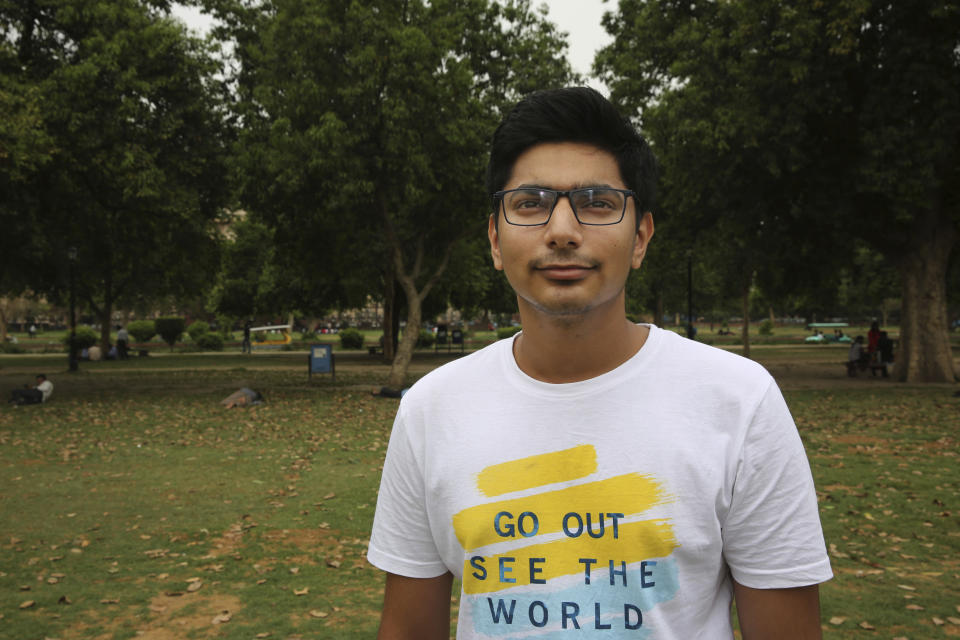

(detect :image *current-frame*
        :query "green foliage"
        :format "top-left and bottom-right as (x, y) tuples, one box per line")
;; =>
(599, 0), (959, 379)
(223, 0), (575, 385)
(338, 328), (365, 350)
(758, 319), (774, 336)
(416, 329), (436, 348)
(1, 0), (231, 340)
(155, 317), (185, 350)
(195, 333), (224, 351)
(62, 326), (98, 351)
(497, 326), (522, 339)
(0, 341), (26, 354)
(126, 320), (156, 344)
(186, 320), (210, 342)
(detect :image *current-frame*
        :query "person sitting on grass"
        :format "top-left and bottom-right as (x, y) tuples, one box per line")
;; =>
(847, 336), (867, 376)
(9, 374), (53, 406)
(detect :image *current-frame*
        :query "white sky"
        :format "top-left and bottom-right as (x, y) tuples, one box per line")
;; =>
(171, 1), (613, 92)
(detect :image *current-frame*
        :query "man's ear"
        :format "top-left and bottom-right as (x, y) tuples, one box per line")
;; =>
(632, 211), (655, 269)
(488, 213), (504, 271)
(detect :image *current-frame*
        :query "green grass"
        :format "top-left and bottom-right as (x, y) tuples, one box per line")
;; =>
(1, 351), (958, 639)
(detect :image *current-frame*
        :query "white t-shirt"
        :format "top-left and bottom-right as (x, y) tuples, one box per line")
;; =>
(37, 380), (53, 402)
(368, 325), (831, 639)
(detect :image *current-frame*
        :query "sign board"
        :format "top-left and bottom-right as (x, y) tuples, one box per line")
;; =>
(308, 344), (335, 381)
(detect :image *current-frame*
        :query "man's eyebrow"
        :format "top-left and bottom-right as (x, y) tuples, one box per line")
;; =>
(513, 182), (618, 190)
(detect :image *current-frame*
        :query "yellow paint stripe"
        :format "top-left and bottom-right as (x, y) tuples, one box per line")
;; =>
(453, 473), (668, 551)
(476, 445), (597, 498)
(461, 519), (677, 594)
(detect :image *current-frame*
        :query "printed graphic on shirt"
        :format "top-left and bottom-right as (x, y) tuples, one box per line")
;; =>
(452, 445), (679, 636)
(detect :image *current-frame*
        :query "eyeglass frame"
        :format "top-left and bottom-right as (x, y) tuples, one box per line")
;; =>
(492, 187), (638, 227)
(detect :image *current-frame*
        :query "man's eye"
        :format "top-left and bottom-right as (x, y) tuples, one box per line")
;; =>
(584, 199), (615, 209)
(516, 199), (545, 209)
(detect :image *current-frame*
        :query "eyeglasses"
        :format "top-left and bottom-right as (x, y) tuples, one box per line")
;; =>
(493, 187), (636, 226)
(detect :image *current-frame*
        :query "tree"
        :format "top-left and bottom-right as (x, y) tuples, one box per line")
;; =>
(1, 0), (232, 350)
(597, 0), (958, 380)
(221, 0), (575, 387)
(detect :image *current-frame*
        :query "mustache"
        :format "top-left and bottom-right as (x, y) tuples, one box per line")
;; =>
(528, 250), (599, 270)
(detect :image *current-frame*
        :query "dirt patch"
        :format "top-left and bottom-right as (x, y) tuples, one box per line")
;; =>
(60, 592), (242, 640)
(207, 517), (256, 557)
(137, 592), (242, 639)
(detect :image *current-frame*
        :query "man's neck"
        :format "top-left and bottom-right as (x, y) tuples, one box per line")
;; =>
(512, 297), (649, 384)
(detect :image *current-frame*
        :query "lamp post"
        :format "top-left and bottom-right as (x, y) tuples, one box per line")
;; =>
(68, 246), (78, 372)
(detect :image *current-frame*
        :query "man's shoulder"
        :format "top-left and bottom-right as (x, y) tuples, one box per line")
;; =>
(652, 326), (772, 383)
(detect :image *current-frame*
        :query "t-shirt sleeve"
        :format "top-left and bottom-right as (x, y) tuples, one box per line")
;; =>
(367, 408), (449, 578)
(722, 379), (833, 588)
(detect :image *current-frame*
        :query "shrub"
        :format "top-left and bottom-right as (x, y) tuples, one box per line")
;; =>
(155, 317), (186, 351)
(187, 320), (210, 342)
(0, 342), (26, 354)
(127, 320), (156, 343)
(195, 333), (224, 351)
(417, 329), (436, 348)
(758, 319), (774, 336)
(62, 326), (98, 351)
(339, 328), (364, 349)
(299, 331), (319, 343)
(497, 326), (522, 339)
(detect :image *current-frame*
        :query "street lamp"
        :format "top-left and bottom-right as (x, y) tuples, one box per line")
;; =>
(68, 246), (78, 372)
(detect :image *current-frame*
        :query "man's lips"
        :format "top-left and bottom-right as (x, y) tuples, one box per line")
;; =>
(533, 263), (597, 280)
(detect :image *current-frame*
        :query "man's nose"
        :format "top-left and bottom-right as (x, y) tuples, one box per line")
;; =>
(543, 195), (583, 246)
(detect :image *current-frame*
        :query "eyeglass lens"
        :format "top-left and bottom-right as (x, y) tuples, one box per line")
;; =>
(502, 188), (627, 225)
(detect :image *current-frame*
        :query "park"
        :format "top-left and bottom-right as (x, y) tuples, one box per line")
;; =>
(2, 0), (959, 638)
(1, 328), (958, 638)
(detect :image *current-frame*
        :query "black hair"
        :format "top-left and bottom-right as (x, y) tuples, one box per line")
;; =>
(486, 87), (657, 227)
(36, 373), (46, 380)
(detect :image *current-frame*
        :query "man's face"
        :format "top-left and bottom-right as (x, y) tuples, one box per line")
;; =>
(488, 142), (654, 319)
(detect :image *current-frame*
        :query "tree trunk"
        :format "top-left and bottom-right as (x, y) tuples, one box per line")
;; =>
(895, 222), (955, 382)
(382, 264), (396, 362)
(0, 304), (7, 343)
(655, 288), (664, 327)
(741, 285), (751, 359)
(99, 304), (113, 353)
(387, 289), (422, 389)
(769, 306), (775, 326)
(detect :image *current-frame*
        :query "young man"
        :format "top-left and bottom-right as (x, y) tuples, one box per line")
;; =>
(368, 87), (831, 639)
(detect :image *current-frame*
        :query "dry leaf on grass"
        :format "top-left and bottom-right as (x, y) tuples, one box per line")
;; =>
(293, 587), (309, 596)
(19, 600), (35, 609)
(309, 609), (328, 618)
(187, 581), (203, 593)
(828, 617), (846, 625)
(212, 610), (232, 624)
(858, 621), (875, 630)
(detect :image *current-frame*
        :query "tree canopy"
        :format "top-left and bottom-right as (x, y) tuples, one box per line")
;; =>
(1, 0), (232, 346)
(218, 0), (575, 385)
(598, 0), (959, 380)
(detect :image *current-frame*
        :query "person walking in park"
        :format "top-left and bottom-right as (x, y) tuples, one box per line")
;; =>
(368, 87), (831, 638)
(242, 320), (252, 354)
(8, 373), (53, 406)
